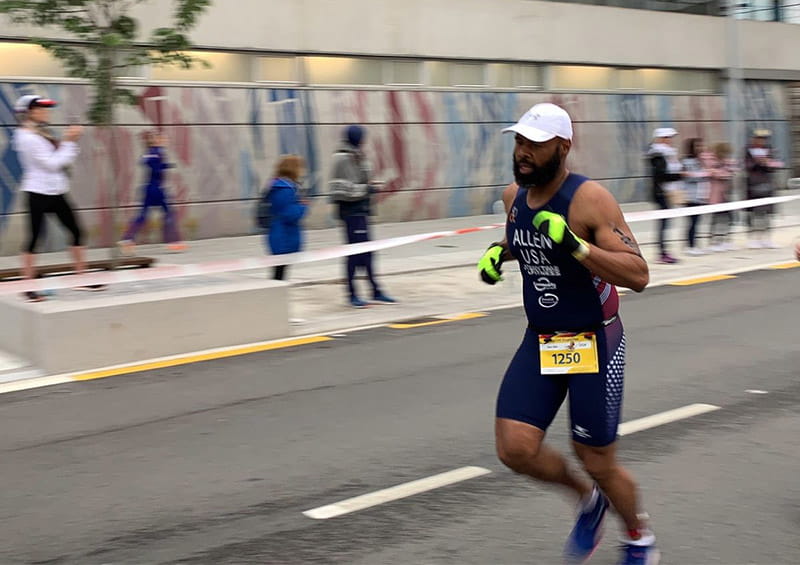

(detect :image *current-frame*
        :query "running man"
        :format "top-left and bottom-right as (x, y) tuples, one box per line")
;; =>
(478, 103), (658, 564)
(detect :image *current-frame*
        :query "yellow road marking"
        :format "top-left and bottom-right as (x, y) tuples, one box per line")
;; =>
(389, 312), (487, 329)
(669, 274), (737, 286)
(769, 262), (800, 270)
(73, 336), (333, 382)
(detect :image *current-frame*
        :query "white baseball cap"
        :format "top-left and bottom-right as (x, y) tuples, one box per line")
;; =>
(14, 94), (57, 113)
(653, 127), (678, 139)
(503, 103), (573, 142)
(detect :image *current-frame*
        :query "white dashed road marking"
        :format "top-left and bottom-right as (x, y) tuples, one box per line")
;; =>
(304, 403), (722, 519)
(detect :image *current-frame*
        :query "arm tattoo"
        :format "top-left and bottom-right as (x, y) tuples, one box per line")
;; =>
(613, 226), (642, 257)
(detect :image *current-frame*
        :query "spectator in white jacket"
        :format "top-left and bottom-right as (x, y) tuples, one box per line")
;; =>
(12, 94), (103, 301)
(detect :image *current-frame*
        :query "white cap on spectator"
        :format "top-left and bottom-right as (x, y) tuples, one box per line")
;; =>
(503, 103), (573, 142)
(653, 127), (678, 139)
(14, 94), (57, 113)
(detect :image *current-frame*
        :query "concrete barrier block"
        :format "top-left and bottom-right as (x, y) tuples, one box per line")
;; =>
(0, 278), (289, 374)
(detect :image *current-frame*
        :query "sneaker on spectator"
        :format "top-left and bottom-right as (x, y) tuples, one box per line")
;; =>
(167, 242), (188, 253)
(117, 239), (136, 257)
(73, 284), (108, 292)
(372, 293), (397, 304)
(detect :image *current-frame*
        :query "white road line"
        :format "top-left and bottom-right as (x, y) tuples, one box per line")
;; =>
(618, 403), (720, 436)
(0, 374), (72, 395)
(302, 466), (491, 520)
(303, 404), (722, 520)
(746, 389), (769, 394)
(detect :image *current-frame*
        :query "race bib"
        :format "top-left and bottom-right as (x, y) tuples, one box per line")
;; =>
(538, 332), (599, 375)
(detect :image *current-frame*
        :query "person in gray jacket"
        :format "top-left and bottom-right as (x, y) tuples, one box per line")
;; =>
(329, 125), (395, 308)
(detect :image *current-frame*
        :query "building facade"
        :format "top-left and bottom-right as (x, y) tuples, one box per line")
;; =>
(0, 0), (797, 252)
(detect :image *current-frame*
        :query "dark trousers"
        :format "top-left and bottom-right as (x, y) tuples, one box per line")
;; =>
(343, 215), (380, 299)
(26, 192), (82, 253)
(710, 211), (731, 243)
(654, 193), (671, 255)
(686, 203), (704, 248)
(273, 265), (287, 281)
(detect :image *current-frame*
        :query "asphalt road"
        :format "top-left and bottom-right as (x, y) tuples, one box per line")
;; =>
(1, 267), (798, 564)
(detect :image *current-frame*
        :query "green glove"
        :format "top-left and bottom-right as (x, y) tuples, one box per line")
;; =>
(478, 243), (506, 285)
(532, 211), (590, 261)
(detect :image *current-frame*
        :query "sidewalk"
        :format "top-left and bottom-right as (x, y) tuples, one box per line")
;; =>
(1, 197), (798, 377)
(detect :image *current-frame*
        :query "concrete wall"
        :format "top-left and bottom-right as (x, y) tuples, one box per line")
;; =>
(1, 1), (798, 73)
(0, 81), (790, 254)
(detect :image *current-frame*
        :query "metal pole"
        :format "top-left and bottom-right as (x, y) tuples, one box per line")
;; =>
(726, 0), (747, 199)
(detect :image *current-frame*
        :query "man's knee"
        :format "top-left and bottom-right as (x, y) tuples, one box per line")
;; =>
(497, 440), (542, 473)
(495, 420), (544, 473)
(574, 443), (616, 482)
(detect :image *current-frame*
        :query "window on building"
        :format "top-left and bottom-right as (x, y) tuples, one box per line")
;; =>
(0, 42), (67, 78)
(551, 65), (617, 90)
(304, 56), (383, 85)
(546, 1), (719, 16)
(151, 51), (250, 82)
(515, 65), (542, 88)
(784, 0), (800, 23)
(491, 63), (542, 88)
(428, 61), (486, 87)
(490, 63), (514, 87)
(641, 68), (717, 92)
(256, 56), (299, 83)
(386, 60), (422, 85)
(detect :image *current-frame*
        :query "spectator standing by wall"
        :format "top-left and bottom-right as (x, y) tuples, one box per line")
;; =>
(745, 129), (784, 248)
(329, 125), (395, 308)
(262, 154), (308, 281)
(647, 127), (683, 264)
(681, 137), (711, 255)
(706, 142), (738, 252)
(12, 94), (105, 301)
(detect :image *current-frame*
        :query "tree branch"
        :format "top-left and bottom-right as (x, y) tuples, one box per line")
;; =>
(0, 0), (210, 124)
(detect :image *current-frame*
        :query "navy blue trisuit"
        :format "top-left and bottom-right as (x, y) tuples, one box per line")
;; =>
(496, 173), (626, 447)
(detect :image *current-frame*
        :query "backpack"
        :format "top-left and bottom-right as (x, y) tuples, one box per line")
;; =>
(255, 187), (272, 230)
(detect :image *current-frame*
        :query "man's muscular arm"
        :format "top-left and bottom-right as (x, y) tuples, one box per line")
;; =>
(570, 182), (649, 292)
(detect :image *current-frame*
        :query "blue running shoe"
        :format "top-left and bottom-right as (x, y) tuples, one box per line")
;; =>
(350, 297), (369, 309)
(564, 486), (609, 563)
(372, 293), (396, 304)
(619, 541), (660, 565)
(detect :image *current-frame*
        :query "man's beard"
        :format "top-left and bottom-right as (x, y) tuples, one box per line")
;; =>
(513, 150), (562, 188)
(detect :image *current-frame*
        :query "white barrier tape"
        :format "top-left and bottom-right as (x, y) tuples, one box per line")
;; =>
(0, 232), (447, 295)
(624, 194), (800, 223)
(1, 194), (798, 296)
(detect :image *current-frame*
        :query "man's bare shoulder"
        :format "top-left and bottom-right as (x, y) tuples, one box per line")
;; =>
(502, 182), (520, 208)
(575, 179), (621, 210)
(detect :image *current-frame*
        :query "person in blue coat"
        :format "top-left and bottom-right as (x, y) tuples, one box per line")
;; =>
(266, 154), (308, 280)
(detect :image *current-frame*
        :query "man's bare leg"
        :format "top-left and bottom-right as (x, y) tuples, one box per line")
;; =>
(573, 441), (648, 535)
(496, 418), (592, 499)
